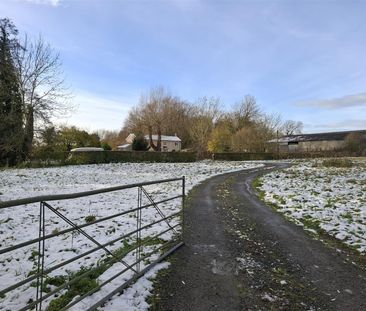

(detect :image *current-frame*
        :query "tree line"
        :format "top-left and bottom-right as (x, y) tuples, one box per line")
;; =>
(122, 87), (303, 157)
(0, 17), (303, 165)
(33, 126), (110, 157)
(0, 18), (71, 165)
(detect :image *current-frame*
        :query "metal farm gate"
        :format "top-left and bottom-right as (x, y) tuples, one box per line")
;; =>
(0, 177), (185, 310)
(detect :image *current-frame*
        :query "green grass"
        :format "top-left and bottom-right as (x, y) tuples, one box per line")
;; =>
(273, 194), (286, 205)
(84, 215), (96, 223)
(342, 212), (353, 223)
(252, 177), (265, 200)
(46, 267), (99, 311)
(301, 216), (321, 231)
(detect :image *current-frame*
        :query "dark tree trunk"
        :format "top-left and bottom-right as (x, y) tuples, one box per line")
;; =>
(157, 127), (162, 151)
(148, 125), (158, 151)
(147, 125), (162, 152)
(22, 104), (34, 159)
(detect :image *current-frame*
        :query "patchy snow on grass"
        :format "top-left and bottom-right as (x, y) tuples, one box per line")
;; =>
(258, 158), (366, 253)
(0, 160), (262, 310)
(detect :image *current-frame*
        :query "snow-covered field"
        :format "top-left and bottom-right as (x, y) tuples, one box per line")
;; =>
(258, 158), (366, 253)
(0, 161), (262, 310)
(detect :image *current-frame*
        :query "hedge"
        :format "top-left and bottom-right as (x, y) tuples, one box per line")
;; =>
(212, 150), (365, 161)
(30, 151), (69, 162)
(66, 151), (196, 165)
(212, 152), (276, 161)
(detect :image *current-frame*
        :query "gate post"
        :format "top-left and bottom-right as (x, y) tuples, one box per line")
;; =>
(182, 176), (185, 242)
(36, 201), (46, 311)
(136, 187), (142, 273)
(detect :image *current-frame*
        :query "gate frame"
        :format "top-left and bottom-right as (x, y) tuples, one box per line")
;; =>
(0, 176), (185, 310)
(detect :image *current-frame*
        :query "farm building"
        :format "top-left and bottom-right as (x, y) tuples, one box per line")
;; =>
(268, 130), (366, 152)
(117, 133), (182, 152)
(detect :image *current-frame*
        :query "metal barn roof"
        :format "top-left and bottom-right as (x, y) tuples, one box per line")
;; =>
(268, 129), (366, 143)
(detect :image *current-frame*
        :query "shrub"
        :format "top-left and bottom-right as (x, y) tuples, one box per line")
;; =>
(85, 215), (96, 223)
(132, 135), (149, 151)
(345, 133), (366, 153)
(101, 142), (112, 151)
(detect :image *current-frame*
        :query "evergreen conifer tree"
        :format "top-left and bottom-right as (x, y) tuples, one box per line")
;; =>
(0, 18), (23, 165)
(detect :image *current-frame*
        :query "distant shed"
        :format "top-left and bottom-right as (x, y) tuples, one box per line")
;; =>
(268, 130), (366, 152)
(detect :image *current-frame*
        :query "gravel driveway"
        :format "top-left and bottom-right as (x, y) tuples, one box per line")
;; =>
(149, 164), (366, 311)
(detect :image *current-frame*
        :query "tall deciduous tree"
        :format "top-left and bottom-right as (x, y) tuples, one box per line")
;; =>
(230, 95), (262, 131)
(15, 35), (71, 156)
(124, 86), (190, 151)
(0, 18), (23, 165)
(207, 124), (231, 153)
(281, 120), (303, 136)
(189, 97), (222, 157)
(231, 126), (265, 152)
(125, 87), (169, 151)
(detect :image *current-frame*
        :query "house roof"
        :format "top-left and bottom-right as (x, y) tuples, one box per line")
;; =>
(117, 144), (132, 149)
(145, 135), (181, 142)
(70, 147), (104, 152)
(125, 133), (182, 143)
(268, 129), (366, 143)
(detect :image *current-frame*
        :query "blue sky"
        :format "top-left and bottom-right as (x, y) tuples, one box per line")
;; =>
(1, 0), (365, 133)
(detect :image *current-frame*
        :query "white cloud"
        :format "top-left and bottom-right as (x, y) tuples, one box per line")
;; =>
(56, 91), (137, 132)
(24, 0), (61, 6)
(298, 92), (366, 109)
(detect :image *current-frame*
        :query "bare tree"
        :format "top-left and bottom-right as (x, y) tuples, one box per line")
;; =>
(230, 95), (262, 131)
(15, 35), (72, 155)
(189, 97), (222, 157)
(281, 120), (303, 136)
(124, 86), (191, 151)
(228, 97), (282, 153)
(97, 129), (126, 150)
(160, 98), (192, 148)
(145, 87), (171, 151)
(231, 126), (262, 152)
(125, 87), (171, 151)
(123, 89), (306, 156)
(262, 113), (282, 133)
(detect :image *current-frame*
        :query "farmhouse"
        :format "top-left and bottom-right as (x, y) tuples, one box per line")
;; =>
(268, 130), (366, 153)
(117, 133), (182, 152)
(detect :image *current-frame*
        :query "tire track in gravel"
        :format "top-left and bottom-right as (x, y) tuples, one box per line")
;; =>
(149, 163), (366, 311)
